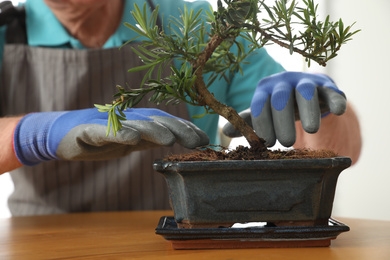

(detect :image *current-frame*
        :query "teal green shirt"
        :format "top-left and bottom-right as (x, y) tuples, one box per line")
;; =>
(0, 0), (284, 144)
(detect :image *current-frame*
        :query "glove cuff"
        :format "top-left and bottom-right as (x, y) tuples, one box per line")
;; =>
(321, 112), (331, 118)
(13, 112), (65, 166)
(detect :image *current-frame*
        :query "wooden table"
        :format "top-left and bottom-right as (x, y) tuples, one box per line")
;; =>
(0, 211), (389, 260)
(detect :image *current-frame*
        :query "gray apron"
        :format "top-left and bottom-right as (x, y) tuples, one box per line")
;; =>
(1, 43), (191, 216)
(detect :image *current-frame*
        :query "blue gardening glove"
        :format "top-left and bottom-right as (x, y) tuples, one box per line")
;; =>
(13, 108), (209, 166)
(223, 71), (346, 147)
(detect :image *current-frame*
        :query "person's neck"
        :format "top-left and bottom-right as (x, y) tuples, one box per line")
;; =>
(44, 0), (124, 48)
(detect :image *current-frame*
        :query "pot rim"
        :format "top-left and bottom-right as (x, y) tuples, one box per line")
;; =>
(153, 156), (352, 172)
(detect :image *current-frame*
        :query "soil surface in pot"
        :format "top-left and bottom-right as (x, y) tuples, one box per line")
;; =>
(164, 145), (339, 162)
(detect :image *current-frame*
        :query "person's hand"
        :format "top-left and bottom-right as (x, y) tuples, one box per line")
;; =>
(223, 71), (346, 147)
(13, 108), (209, 166)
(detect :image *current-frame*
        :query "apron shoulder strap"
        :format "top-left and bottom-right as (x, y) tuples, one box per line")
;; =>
(0, 1), (27, 44)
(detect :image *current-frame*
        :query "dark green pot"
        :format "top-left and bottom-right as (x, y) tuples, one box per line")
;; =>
(153, 157), (351, 229)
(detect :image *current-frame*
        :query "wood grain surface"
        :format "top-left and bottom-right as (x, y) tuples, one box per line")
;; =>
(0, 211), (389, 259)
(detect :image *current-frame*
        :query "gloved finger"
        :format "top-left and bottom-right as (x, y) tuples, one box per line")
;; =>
(122, 108), (176, 118)
(56, 124), (142, 160)
(68, 124), (142, 146)
(251, 85), (280, 146)
(121, 120), (177, 146)
(271, 87), (296, 147)
(222, 109), (252, 137)
(317, 86), (347, 115)
(150, 116), (209, 148)
(295, 78), (321, 133)
(122, 108), (209, 148)
(251, 86), (269, 118)
(181, 120), (210, 147)
(252, 97), (276, 147)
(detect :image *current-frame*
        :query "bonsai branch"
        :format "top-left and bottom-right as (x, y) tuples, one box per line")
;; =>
(253, 23), (333, 66)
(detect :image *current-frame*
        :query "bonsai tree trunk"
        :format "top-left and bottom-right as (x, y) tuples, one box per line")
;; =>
(192, 34), (265, 150)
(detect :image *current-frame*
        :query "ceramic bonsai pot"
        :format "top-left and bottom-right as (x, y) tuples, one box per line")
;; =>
(153, 157), (351, 229)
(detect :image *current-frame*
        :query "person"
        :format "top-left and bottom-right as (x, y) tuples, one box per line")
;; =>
(0, 0), (361, 216)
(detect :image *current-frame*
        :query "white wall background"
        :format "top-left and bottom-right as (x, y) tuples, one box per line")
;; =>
(325, 0), (390, 221)
(1, 0), (389, 221)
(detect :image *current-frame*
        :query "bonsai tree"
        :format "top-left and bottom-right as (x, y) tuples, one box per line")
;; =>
(96, 0), (358, 154)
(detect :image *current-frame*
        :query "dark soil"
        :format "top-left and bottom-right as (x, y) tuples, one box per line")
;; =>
(164, 145), (339, 162)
